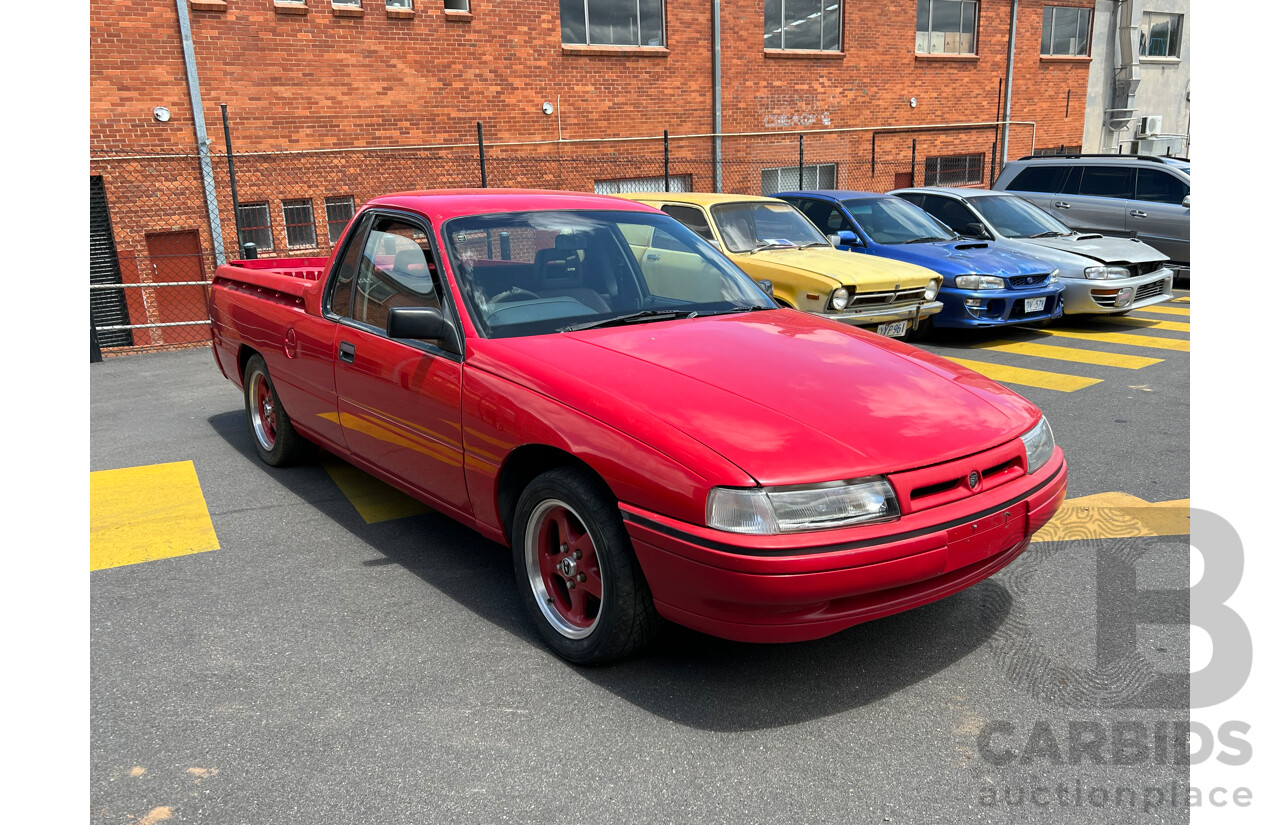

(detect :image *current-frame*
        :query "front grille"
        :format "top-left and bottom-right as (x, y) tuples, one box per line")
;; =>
(1008, 274), (1049, 288)
(1127, 261), (1164, 278)
(891, 439), (1028, 515)
(1135, 280), (1166, 301)
(850, 287), (927, 307)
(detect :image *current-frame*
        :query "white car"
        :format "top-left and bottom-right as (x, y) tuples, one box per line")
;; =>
(893, 187), (1174, 316)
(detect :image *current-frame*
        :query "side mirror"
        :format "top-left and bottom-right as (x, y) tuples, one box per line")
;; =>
(757, 279), (775, 298)
(1182, 195), (1191, 208)
(387, 306), (461, 354)
(964, 223), (990, 239)
(834, 230), (863, 247)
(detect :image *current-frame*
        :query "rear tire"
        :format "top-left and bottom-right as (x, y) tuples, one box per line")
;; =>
(243, 354), (306, 466)
(512, 467), (660, 664)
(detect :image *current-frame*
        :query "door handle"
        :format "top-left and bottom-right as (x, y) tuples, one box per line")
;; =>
(1053, 201), (1072, 209)
(338, 341), (356, 364)
(1129, 210), (1148, 218)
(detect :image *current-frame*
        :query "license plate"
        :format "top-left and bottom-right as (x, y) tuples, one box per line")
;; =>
(876, 320), (909, 337)
(1024, 297), (1047, 313)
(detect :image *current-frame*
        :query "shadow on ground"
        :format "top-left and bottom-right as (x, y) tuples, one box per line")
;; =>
(209, 410), (1013, 732)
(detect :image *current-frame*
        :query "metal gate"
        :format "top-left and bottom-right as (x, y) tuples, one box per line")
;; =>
(89, 176), (133, 348)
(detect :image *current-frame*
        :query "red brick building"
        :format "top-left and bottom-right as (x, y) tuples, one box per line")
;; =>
(90, 0), (1094, 350)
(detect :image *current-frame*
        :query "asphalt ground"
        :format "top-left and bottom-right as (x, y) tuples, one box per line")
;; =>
(90, 293), (1191, 824)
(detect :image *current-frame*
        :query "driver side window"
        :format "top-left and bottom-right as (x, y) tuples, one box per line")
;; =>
(346, 217), (444, 332)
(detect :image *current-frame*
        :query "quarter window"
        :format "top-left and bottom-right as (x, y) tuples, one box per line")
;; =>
(1008, 165), (1069, 193)
(560, 0), (665, 47)
(1041, 6), (1091, 56)
(916, 0), (977, 55)
(237, 202), (273, 252)
(1139, 12), (1182, 58)
(923, 153), (985, 186)
(659, 205), (715, 241)
(282, 199), (317, 248)
(1135, 169), (1189, 204)
(764, 0), (842, 51)
(761, 163), (836, 196)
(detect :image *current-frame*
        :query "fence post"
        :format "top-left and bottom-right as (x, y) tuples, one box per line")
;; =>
(221, 104), (244, 257)
(871, 132), (877, 179)
(90, 325), (103, 364)
(989, 140), (997, 187)
(910, 139), (917, 187)
(798, 133), (805, 189)
(477, 121), (487, 188)
(663, 130), (670, 192)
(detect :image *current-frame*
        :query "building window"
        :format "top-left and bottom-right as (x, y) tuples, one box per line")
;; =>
(1032, 145), (1083, 156)
(594, 174), (691, 195)
(1139, 12), (1182, 58)
(443, 0), (468, 9)
(386, 0), (413, 7)
(325, 196), (356, 243)
(1041, 6), (1090, 56)
(761, 163), (836, 196)
(764, 0), (842, 51)
(237, 202), (273, 252)
(332, 0), (360, 5)
(560, 0), (665, 47)
(924, 153), (985, 186)
(282, 199), (318, 248)
(916, 0), (977, 55)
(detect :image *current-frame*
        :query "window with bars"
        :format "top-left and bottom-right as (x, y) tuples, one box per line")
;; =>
(764, 0), (842, 51)
(325, 196), (356, 244)
(1041, 6), (1091, 56)
(1139, 12), (1182, 58)
(916, 0), (978, 55)
(560, 0), (666, 47)
(593, 175), (692, 195)
(923, 153), (985, 186)
(760, 163), (836, 196)
(238, 202), (273, 252)
(282, 200), (317, 248)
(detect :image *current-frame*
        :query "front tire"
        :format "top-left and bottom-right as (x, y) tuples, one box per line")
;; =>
(243, 354), (306, 466)
(512, 467), (660, 664)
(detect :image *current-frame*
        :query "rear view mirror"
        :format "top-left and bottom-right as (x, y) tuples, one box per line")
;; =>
(964, 223), (989, 239)
(1182, 195), (1191, 208)
(387, 306), (461, 354)
(834, 230), (862, 247)
(757, 279), (775, 298)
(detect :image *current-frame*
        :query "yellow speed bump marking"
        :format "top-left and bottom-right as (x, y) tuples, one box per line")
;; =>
(1130, 305), (1190, 317)
(1030, 328), (1190, 352)
(973, 339), (1162, 369)
(944, 357), (1101, 392)
(1064, 317), (1190, 333)
(1172, 296), (1189, 303)
(322, 459), (431, 524)
(1032, 492), (1190, 542)
(90, 461), (219, 571)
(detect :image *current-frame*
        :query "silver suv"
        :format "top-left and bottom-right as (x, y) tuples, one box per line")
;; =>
(993, 155), (1190, 276)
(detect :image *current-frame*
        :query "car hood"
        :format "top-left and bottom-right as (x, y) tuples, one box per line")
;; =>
(470, 310), (1041, 486)
(1017, 234), (1168, 266)
(736, 246), (937, 291)
(869, 240), (1055, 279)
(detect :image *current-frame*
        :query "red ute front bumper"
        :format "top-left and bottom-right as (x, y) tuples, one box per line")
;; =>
(621, 450), (1067, 643)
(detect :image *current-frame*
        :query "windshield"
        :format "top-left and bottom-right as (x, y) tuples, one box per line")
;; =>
(840, 197), (958, 244)
(969, 195), (1073, 238)
(708, 201), (829, 253)
(442, 210), (774, 339)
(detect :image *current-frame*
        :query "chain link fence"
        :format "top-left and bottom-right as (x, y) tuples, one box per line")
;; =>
(90, 121), (1022, 357)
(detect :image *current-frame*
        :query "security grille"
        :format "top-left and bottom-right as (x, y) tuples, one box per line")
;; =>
(89, 176), (134, 347)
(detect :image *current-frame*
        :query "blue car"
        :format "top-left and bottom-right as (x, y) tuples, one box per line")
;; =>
(775, 190), (1065, 332)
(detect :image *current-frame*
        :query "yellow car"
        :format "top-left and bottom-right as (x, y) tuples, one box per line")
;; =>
(618, 192), (943, 337)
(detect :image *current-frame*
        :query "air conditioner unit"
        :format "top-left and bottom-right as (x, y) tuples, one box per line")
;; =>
(1138, 115), (1163, 137)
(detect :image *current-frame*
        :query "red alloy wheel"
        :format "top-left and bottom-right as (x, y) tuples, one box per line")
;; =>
(526, 499), (603, 638)
(250, 371), (277, 450)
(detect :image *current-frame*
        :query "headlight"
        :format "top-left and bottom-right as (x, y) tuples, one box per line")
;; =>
(1020, 417), (1055, 475)
(924, 278), (941, 300)
(1084, 265), (1129, 280)
(1048, 268), (1060, 283)
(954, 275), (1005, 290)
(707, 477), (900, 534)
(830, 287), (850, 311)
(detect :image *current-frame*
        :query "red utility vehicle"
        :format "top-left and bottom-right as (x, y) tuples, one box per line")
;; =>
(209, 190), (1067, 663)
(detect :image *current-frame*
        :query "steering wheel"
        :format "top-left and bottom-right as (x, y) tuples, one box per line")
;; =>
(491, 287), (540, 304)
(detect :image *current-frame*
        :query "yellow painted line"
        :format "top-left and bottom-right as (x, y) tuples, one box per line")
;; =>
(973, 339), (1162, 369)
(1032, 492), (1189, 542)
(90, 461), (219, 571)
(1031, 328), (1190, 352)
(1065, 316), (1190, 332)
(1130, 305), (1190, 317)
(1172, 296), (1190, 303)
(944, 357), (1101, 392)
(322, 459), (432, 524)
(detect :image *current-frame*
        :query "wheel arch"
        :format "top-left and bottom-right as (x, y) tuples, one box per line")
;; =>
(236, 344), (262, 386)
(495, 445), (612, 542)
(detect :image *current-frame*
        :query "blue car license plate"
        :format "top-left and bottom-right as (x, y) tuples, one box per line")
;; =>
(1024, 297), (1046, 313)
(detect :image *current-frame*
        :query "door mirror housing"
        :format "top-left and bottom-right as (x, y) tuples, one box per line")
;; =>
(834, 230), (863, 247)
(756, 279), (775, 298)
(387, 306), (461, 354)
(1182, 195), (1191, 208)
(963, 223), (990, 239)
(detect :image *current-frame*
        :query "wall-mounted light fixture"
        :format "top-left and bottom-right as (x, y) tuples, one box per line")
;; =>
(153, 106), (172, 122)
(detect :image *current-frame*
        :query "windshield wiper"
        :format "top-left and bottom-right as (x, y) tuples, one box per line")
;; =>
(797, 241), (830, 248)
(1029, 230), (1067, 238)
(697, 305), (774, 316)
(559, 310), (696, 332)
(906, 236), (947, 244)
(748, 240), (798, 253)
